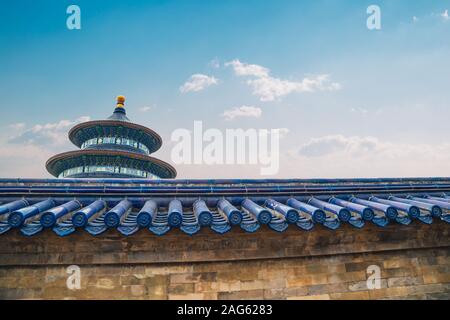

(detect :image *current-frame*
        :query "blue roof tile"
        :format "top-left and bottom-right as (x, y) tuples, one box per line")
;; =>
(0, 178), (449, 237)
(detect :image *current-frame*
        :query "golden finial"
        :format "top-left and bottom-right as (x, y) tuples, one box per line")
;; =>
(116, 95), (125, 108)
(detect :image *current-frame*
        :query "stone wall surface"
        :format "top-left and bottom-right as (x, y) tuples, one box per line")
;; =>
(0, 222), (449, 300)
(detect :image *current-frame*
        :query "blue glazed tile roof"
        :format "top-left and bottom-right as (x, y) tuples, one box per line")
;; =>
(0, 177), (449, 237)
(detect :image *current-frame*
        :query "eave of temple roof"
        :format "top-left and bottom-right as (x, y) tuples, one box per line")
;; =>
(45, 150), (177, 179)
(0, 178), (448, 237)
(68, 120), (163, 154)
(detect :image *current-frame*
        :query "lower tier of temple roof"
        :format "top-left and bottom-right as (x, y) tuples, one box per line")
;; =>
(45, 149), (177, 179)
(0, 177), (449, 237)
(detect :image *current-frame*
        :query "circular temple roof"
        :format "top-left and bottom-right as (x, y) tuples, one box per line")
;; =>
(46, 95), (176, 179)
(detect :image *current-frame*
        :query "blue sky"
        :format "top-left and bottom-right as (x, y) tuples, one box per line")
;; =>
(0, 0), (449, 178)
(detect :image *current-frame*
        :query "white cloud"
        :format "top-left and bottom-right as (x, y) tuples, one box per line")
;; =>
(350, 107), (369, 115)
(179, 74), (219, 93)
(139, 106), (152, 112)
(9, 123), (25, 130)
(442, 9), (449, 20)
(247, 74), (340, 102)
(278, 128), (290, 138)
(221, 105), (262, 120)
(0, 143), (52, 178)
(208, 58), (221, 69)
(297, 135), (379, 157)
(0, 116), (91, 177)
(296, 135), (450, 161)
(287, 134), (450, 178)
(225, 59), (270, 78)
(225, 59), (340, 101)
(8, 116), (90, 147)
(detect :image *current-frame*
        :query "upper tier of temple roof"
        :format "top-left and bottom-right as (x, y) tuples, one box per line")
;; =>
(68, 96), (162, 153)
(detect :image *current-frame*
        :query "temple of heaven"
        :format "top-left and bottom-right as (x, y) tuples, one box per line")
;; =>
(45, 96), (177, 179)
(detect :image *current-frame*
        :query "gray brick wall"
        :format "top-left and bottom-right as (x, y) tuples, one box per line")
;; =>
(0, 222), (449, 300)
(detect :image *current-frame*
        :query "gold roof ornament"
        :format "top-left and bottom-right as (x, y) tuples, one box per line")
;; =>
(116, 95), (126, 108)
